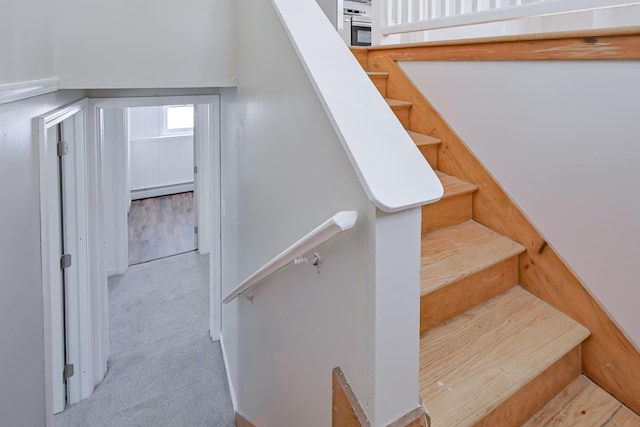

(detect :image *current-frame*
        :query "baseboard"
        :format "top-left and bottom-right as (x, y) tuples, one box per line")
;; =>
(130, 183), (194, 200)
(0, 77), (58, 105)
(219, 333), (237, 412)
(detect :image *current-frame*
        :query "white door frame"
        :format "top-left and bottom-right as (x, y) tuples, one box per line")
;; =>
(38, 98), (106, 427)
(91, 94), (222, 339)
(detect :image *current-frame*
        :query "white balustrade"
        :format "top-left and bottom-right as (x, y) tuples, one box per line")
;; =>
(380, 0), (639, 37)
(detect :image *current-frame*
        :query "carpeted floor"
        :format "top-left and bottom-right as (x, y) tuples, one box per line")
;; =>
(55, 251), (235, 427)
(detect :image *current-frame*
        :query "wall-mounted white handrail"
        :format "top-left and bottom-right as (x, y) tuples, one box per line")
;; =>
(222, 211), (358, 304)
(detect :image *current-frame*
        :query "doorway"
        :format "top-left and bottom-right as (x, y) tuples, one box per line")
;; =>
(38, 99), (107, 427)
(125, 104), (198, 265)
(93, 93), (223, 369)
(39, 95), (221, 426)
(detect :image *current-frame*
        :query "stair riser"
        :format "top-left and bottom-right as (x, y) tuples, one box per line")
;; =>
(390, 106), (411, 129)
(420, 257), (518, 334)
(418, 144), (438, 169)
(422, 194), (472, 234)
(476, 346), (582, 427)
(369, 75), (388, 98)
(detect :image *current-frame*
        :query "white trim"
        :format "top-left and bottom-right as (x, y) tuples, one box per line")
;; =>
(131, 183), (195, 200)
(0, 78), (58, 105)
(219, 333), (237, 412)
(91, 95), (219, 109)
(209, 98), (222, 341)
(116, 109), (129, 276)
(222, 211), (358, 304)
(195, 104), (211, 255)
(86, 104), (109, 391)
(381, 0), (640, 34)
(91, 93), (223, 366)
(129, 134), (193, 143)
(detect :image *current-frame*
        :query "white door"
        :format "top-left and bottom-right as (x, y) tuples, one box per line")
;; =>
(47, 124), (67, 414)
(48, 115), (85, 413)
(40, 100), (107, 426)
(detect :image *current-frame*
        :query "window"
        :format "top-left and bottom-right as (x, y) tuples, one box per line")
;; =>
(164, 105), (194, 133)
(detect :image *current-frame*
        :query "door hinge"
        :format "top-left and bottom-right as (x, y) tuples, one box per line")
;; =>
(194, 166), (198, 174)
(63, 364), (74, 381)
(194, 226), (198, 234)
(57, 141), (70, 157)
(60, 253), (72, 270)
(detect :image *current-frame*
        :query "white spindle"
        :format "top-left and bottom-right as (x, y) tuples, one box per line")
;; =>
(435, 0), (445, 19)
(477, 0), (491, 12)
(386, 0), (394, 26)
(461, 0), (474, 14)
(419, 0), (425, 22)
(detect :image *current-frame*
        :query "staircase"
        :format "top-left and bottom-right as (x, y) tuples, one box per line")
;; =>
(358, 60), (640, 426)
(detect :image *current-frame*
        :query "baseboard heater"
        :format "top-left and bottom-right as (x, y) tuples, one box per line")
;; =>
(131, 182), (195, 200)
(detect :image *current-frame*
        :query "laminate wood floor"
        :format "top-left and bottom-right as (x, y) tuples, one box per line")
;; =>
(128, 192), (196, 265)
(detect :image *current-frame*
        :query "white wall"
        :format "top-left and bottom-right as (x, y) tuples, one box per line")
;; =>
(220, 0), (423, 425)
(0, 89), (87, 426)
(52, 0), (236, 88)
(102, 108), (129, 276)
(401, 60), (640, 348)
(128, 106), (194, 192)
(0, 0), (55, 84)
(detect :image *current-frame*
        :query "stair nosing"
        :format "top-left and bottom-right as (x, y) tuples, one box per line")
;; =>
(434, 171), (478, 199)
(407, 130), (441, 147)
(385, 98), (412, 108)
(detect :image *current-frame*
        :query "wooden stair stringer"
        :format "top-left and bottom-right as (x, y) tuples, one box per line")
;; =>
(365, 49), (640, 416)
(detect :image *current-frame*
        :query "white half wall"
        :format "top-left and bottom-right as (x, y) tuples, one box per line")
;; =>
(52, 0), (236, 88)
(401, 60), (640, 348)
(0, 89), (87, 426)
(220, 0), (423, 425)
(0, 0), (54, 84)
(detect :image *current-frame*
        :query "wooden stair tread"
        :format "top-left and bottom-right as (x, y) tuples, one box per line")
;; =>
(524, 375), (640, 426)
(407, 130), (441, 147)
(385, 98), (412, 108)
(421, 220), (525, 295)
(435, 171), (477, 199)
(420, 287), (590, 427)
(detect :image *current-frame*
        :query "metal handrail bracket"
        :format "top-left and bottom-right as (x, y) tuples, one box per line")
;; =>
(222, 210), (358, 304)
